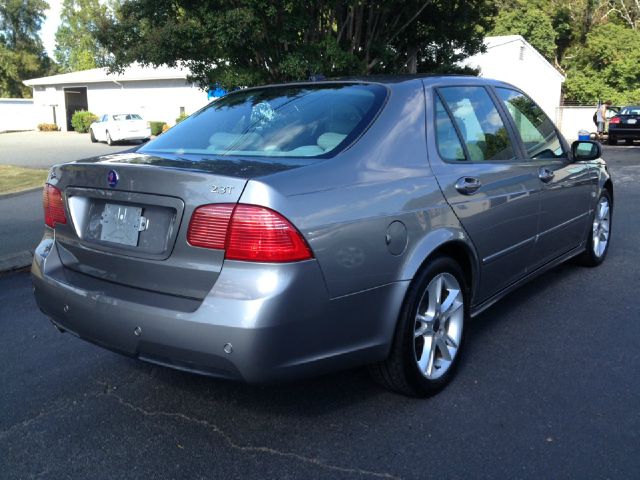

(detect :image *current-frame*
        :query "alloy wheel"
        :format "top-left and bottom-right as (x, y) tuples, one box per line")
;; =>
(413, 273), (464, 380)
(592, 196), (611, 258)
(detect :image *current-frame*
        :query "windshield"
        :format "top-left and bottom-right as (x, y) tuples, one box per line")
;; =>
(140, 83), (387, 158)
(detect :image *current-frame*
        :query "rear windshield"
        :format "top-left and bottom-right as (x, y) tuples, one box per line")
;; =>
(113, 114), (142, 121)
(620, 107), (640, 115)
(140, 83), (387, 158)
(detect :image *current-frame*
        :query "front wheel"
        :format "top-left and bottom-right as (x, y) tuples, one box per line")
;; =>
(106, 131), (113, 146)
(90, 128), (97, 143)
(578, 190), (612, 267)
(369, 256), (468, 396)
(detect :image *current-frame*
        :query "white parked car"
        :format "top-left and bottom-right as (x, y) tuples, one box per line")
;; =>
(90, 113), (152, 145)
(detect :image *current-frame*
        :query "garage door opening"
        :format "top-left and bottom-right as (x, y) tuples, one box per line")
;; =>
(64, 87), (88, 131)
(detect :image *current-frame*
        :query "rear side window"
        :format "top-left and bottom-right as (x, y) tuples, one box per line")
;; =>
(495, 88), (566, 160)
(438, 86), (515, 162)
(141, 83), (387, 158)
(434, 97), (465, 161)
(620, 106), (640, 115)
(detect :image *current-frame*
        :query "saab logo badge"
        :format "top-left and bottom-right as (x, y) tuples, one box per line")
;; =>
(107, 170), (119, 188)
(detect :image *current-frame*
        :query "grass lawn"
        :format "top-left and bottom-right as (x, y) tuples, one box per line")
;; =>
(0, 165), (48, 196)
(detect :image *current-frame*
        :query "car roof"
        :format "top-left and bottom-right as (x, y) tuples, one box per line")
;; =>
(233, 75), (518, 94)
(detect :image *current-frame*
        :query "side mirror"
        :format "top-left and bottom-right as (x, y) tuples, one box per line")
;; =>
(571, 140), (601, 161)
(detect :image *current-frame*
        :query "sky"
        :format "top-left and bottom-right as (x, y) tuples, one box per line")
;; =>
(41, 0), (63, 57)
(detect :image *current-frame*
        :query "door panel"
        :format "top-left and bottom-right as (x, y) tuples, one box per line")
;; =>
(430, 86), (541, 302)
(533, 160), (594, 267)
(494, 87), (593, 268)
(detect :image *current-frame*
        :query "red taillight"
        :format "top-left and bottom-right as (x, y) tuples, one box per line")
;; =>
(226, 205), (313, 262)
(187, 203), (313, 262)
(187, 204), (234, 249)
(43, 184), (67, 228)
(609, 117), (621, 124)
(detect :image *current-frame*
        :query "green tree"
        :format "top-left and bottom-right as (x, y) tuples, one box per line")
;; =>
(0, 0), (53, 97)
(563, 22), (640, 104)
(491, 3), (558, 61)
(95, 0), (496, 89)
(54, 0), (109, 72)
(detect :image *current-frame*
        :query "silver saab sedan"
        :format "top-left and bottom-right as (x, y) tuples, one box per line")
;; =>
(32, 76), (612, 396)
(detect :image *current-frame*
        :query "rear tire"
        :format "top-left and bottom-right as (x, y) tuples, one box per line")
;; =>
(625, 138), (634, 145)
(577, 189), (612, 267)
(106, 131), (113, 146)
(607, 135), (617, 145)
(369, 256), (469, 397)
(90, 128), (97, 143)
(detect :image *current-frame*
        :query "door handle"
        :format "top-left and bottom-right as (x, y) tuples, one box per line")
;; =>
(538, 167), (555, 183)
(455, 176), (482, 195)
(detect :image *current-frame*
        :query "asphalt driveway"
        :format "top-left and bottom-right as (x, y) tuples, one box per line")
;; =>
(0, 130), (132, 169)
(1, 146), (639, 478)
(0, 131), (134, 265)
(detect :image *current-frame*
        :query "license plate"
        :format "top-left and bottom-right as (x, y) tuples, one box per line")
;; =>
(627, 119), (637, 124)
(100, 203), (142, 246)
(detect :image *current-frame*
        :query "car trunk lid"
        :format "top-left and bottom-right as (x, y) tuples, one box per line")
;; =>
(49, 152), (305, 299)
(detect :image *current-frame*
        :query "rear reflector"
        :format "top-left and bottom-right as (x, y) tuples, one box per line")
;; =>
(187, 203), (313, 262)
(43, 184), (67, 228)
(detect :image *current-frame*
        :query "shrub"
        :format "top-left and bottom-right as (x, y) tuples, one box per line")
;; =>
(37, 123), (59, 132)
(149, 121), (166, 136)
(175, 113), (188, 123)
(71, 110), (99, 133)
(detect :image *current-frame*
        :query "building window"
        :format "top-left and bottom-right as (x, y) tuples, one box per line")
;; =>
(180, 106), (185, 116)
(519, 45), (525, 61)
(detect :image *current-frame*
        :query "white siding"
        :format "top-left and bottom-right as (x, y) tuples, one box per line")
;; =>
(0, 99), (40, 132)
(86, 79), (209, 124)
(555, 106), (597, 141)
(31, 79), (210, 131)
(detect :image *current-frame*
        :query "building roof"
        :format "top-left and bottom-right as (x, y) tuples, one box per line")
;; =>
(23, 63), (190, 87)
(469, 35), (565, 82)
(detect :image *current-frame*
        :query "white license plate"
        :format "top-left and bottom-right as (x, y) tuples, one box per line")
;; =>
(100, 203), (142, 246)
(627, 119), (637, 124)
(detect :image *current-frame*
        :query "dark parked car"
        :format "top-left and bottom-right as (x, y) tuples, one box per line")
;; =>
(608, 105), (640, 144)
(32, 76), (613, 396)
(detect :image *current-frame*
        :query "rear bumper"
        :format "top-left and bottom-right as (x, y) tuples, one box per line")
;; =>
(112, 128), (151, 141)
(609, 127), (640, 138)
(32, 234), (407, 383)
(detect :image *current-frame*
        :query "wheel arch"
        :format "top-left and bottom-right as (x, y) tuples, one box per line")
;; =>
(399, 229), (480, 305)
(603, 178), (614, 205)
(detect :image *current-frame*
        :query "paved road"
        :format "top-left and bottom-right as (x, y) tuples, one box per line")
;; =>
(1, 147), (639, 478)
(0, 131), (133, 261)
(0, 190), (42, 259)
(0, 131), (133, 169)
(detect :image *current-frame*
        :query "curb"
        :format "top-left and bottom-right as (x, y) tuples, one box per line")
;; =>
(0, 250), (33, 273)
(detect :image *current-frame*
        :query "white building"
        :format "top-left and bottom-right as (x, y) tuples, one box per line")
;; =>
(23, 64), (210, 131)
(462, 35), (565, 120)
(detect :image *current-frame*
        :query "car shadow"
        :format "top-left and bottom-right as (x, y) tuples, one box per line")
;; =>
(104, 261), (584, 419)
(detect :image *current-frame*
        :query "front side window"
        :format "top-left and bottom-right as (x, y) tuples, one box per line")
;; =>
(438, 86), (515, 162)
(140, 83), (387, 158)
(496, 88), (565, 160)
